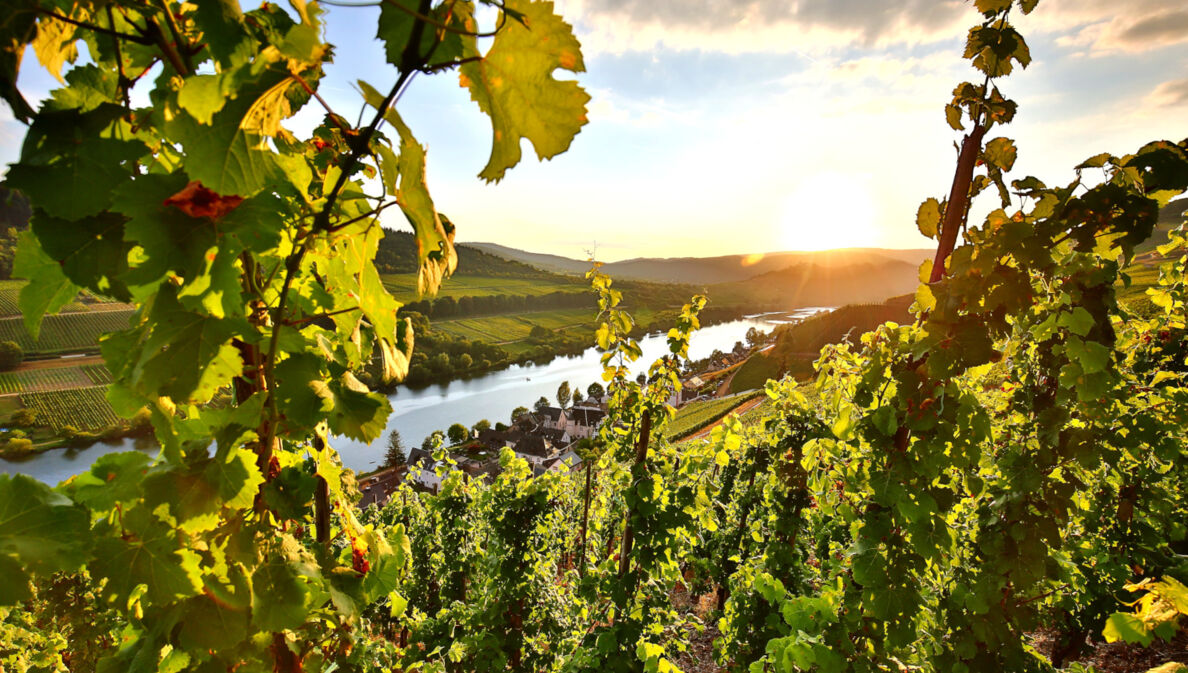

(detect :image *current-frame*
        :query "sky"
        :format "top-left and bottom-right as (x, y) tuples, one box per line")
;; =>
(2, 0), (1187, 262)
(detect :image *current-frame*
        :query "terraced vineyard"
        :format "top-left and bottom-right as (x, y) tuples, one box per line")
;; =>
(0, 280), (129, 316)
(665, 391), (762, 440)
(381, 274), (583, 303)
(19, 386), (121, 432)
(82, 364), (114, 385)
(0, 367), (94, 394)
(434, 309), (594, 343)
(0, 310), (134, 354)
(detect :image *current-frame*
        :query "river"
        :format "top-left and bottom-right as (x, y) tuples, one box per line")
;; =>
(1, 308), (829, 484)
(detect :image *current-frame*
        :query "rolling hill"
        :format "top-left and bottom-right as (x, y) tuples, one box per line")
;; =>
(706, 259), (921, 309)
(467, 242), (932, 285)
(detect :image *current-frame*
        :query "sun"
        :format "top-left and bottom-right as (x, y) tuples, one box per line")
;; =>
(778, 172), (879, 252)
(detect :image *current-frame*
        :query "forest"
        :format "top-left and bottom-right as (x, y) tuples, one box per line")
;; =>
(0, 1), (1186, 673)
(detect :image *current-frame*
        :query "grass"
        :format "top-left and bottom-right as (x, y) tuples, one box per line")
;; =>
(0, 310), (134, 355)
(382, 274), (584, 303)
(665, 391), (762, 440)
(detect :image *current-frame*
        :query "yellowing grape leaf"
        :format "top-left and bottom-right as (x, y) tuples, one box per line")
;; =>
(459, 0), (589, 182)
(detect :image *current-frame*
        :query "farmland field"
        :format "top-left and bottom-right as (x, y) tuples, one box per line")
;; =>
(434, 309), (596, 343)
(19, 386), (122, 432)
(382, 274), (583, 303)
(665, 391), (762, 440)
(0, 310), (134, 354)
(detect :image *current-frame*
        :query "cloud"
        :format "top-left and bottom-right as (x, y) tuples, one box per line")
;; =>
(1031, 0), (1188, 53)
(557, 0), (969, 54)
(1146, 78), (1188, 107)
(557, 0), (1188, 56)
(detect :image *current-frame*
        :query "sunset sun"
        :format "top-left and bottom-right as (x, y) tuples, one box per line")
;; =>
(778, 171), (879, 251)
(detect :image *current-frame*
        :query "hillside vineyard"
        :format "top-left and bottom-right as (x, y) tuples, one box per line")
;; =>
(2, 2), (1188, 673)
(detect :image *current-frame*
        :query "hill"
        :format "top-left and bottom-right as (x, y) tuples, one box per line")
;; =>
(377, 230), (555, 278)
(468, 242), (932, 285)
(729, 294), (915, 392)
(708, 259), (920, 309)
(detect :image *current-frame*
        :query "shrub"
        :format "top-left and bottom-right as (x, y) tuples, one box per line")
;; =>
(0, 341), (23, 371)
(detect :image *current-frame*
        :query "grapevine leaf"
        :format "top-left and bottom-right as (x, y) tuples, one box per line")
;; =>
(359, 80), (457, 296)
(1103, 613), (1153, 646)
(27, 210), (131, 301)
(317, 374), (392, 442)
(459, 0), (589, 182)
(983, 137), (1018, 171)
(6, 105), (144, 221)
(12, 229), (78, 340)
(31, 11), (81, 84)
(177, 594), (250, 653)
(917, 198), (941, 239)
(377, 0), (474, 68)
(192, 0), (255, 69)
(165, 70), (291, 197)
(61, 451), (152, 512)
(252, 556), (312, 631)
(135, 288), (246, 403)
(973, 0), (1012, 14)
(0, 474), (92, 604)
(177, 74), (233, 126)
(91, 506), (204, 605)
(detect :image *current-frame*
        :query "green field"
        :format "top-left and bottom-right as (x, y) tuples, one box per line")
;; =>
(434, 309), (597, 343)
(665, 392), (762, 440)
(19, 386), (122, 432)
(0, 367), (96, 394)
(0, 310), (134, 354)
(382, 274), (584, 303)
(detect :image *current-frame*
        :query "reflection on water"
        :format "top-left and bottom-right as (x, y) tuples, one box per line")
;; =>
(2, 309), (829, 484)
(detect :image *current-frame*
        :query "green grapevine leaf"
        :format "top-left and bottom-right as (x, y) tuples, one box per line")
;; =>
(12, 229), (79, 340)
(91, 506), (204, 605)
(0, 474), (92, 604)
(6, 105), (144, 221)
(459, 0), (589, 182)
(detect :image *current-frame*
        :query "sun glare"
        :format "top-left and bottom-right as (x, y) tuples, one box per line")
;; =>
(778, 172), (879, 252)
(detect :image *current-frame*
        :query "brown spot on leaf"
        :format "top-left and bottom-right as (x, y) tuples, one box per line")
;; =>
(164, 181), (244, 220)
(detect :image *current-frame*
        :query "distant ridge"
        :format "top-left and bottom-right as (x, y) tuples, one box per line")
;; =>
(468, 242), (932, 285)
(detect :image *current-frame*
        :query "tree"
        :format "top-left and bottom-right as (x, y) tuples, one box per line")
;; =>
(383, 429), (405, 469)
(534, 396), (551, 412)
(472, 419), (491, 435)
(0, 341), (22, 371)
(510, 406), (529, 424)
(572, 389), (584, 406)
(557, 381), (572, 408)
(745, 327), (763, 348)
(447, 423), (469, 445)
(587, 382), (604, 400)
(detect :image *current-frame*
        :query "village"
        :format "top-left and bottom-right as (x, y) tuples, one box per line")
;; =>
(357, 331), (769, 509)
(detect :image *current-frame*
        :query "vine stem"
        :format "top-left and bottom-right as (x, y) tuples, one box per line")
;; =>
(618, 409), (652, 578)
(259, 0), (435, 544)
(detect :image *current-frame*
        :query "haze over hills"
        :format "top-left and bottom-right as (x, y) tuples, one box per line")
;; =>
(708, 260), (921, 308)
(468, 242), (932, 285)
